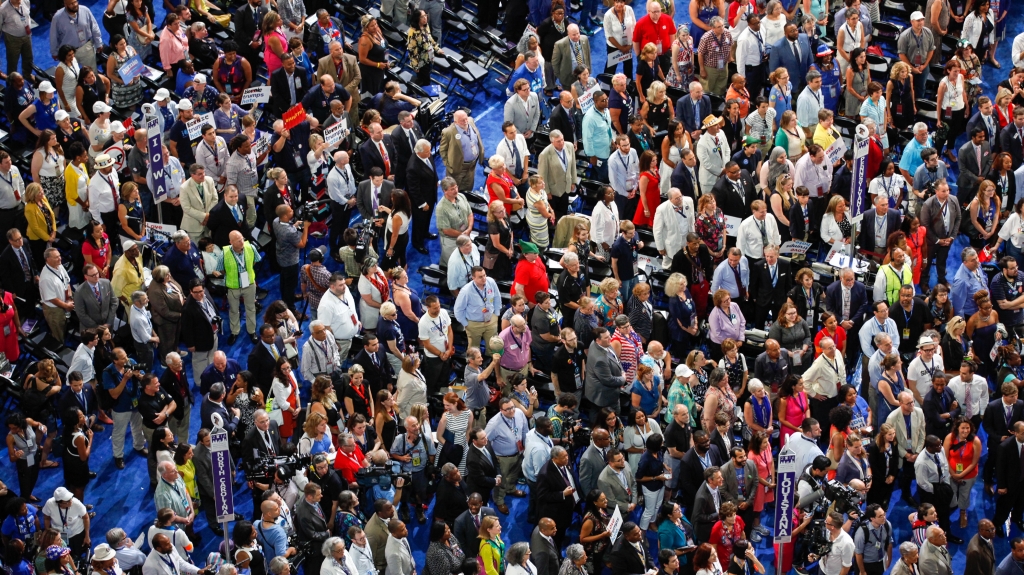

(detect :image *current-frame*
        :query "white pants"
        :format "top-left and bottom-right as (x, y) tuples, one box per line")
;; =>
(191, 335), (219, 386)
(640, 485), (664, 530)
(111, 409), (145, 458)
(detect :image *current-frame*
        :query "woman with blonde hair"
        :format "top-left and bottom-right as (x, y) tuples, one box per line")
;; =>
(297, 412), (336, 458)
(478, 515), (506, 575)
(666, 273), (699, 354)
(886, 62), (916, 130)
(377, 301), (407, 375)
(821, 195), (852, 247)
(395, 354), (427, 418)
(343, 365), (374, 422)
(995, 87), (1015, 127)
(595, 277), (623, 329)
(409, 403), (433, 442)
(525, 175), (554, 249)
(941, 316), (973, 373)
(635, 43), (664, 105)
(117, 181), (146, 242)
(695, 194), (727, 260)
(642, 81), (672, 143)
(968, 179), (1002, 249)
(485, 200), (514, 281)
(23, 183), (57, 269)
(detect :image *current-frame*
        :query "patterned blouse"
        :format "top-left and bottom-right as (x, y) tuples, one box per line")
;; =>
(582, 510), (611, 557)
(706, 384), (738, 424)
(425, 541), (464, 575)
(696, 208), (727, 254)
(612, 328), (644, 383)
(595, 295), (623, 328)
(333, 511), (363, 545)
(407, 26), (441, 71)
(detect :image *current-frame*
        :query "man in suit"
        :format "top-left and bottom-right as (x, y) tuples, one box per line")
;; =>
(58, 371), (101, 431)
(858, 195), (903, 259)
(578, 428), (611, 496)
(179, 281), (219, 383)
(295, 483), (331, 575)
(391, 111), (424, 191)
(679, 430), (724, 513)
(966, 97), (1000, 149)
(675, 82), (712, 140)
(886, 391), (927, 507)
(985, 383), (1024, 493)
(405, 138), (439, 252)
(247, 324), (285, 396)
(922, 374), (961, 438)
(352, 334), (395, 393)
(433, 463), (470, 526)
(531, 519), (561, 575)
(465, 429), (501, 505)
(384, 520), (414, 575)
(537, 130), (578, 220)
(693, 466), (724, 543)
(534, 447), (579, 547)
(965, 520), (997, 575)
(160, 352), (193, 443)
(720, 447), (758, 538)
(671, 148), (702, 200)
(0, 229), (39, 320)
(179, 164), (219, 240)
(439, 111), (486, 194)
(957, 127), (994, 204)
(316, 41), (362, 130)
(824, 267), (872, 373)
(199, 382), (239, 437)
(241, 410), (283, 467)
(919, 179), (960, 286)
(747, 244), (793, 329)
(268, 54), (311, 117)
(548, 92), (580, 148)
(919, 525), (954, 575)
(207, 186), (251, 250)
(597, 448), (638, 517)
(607, 522), (655, 575)
(503, 79), (541, 138)
(999, 106), (1024, 170)
(364, 500), (394, 574)
(232, 0), (266, 64)
(356, 168), (395, 254)
(769, 24), (813, 96)
(584, 328), (626, 424)
(552, 25), (591, 89)
(997, 422), (1024, 532)
(360, 123), (399, 181)
(453, 494), (496, 554)
(73, 263), (117, 329)
(711, 162), (757, 219)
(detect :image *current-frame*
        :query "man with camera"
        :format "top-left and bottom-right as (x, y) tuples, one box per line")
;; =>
(356, 168), (395, 257)
(389, 416), (436, 524)
(854, 504), (894, 575)
(807, 511), (856, 575)
(273, 204), (311, 317)
(104, 347), (146, 470)
(256, 499), (297, 562)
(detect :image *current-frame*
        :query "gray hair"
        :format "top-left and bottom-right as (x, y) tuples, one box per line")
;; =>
(131, 290), (147, 305)
(190, 21), (206, 33)
(840, 267), (856, 279)
(561, 252), (579, 265)
(106, 528), (127, 546)
(962, 246), (978, 260)
(709, 15), (724, 26)
(845, 7), (859, 18)
(689, 81), (702, 92)
(157, 460), (176, 475)
(549, 129), (563, 140)
(456, 235), (472, 248)
(310, 320), (325, 331)
(874, 332), (892, 346)
(338, 432), (355, 447)
(913, 122), (928, 134)
(166, 352), (181, 365)
(210, 382), (226, 399)
(217, 565), (237, 575)
(440, 462), (457, 477)
(709, 367), (728, 387)
(172, 230), (190, 244)
(818, 337), (835, 349)
(151, 265), (170, 283)
(565, 544), (586, 562)
(441, 177), (457, 192)
(747, 379), (764, 394)
(806, 70), (822, 82)
(506, 542), (531, 566)
(862, 117), (876, 131)
(488, 155), (506, 169)
(321, 537), (344, 557)
(551, 446), (567, 459)
(899, 541), (918, 557)
(802, 14), (816, 25)
(414, 139), (431, 154)
(269, 557), (290, 575)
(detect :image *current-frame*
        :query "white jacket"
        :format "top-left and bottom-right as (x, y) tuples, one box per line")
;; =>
(962, 11), (995, 55)
(591, 200), (620, 255)
(653, 196), (694, 269)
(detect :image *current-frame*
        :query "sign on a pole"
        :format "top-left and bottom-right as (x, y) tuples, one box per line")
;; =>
(146, 113), (167, 204)
(773, 449), (798, 543)
(210, 429), (235, 522)
(850, 124), (871, 220)
(606, 505), (624, 543)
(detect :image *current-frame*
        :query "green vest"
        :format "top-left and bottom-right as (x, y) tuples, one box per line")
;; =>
(223, 243), (256, 289)
(881, 264), (913, 305)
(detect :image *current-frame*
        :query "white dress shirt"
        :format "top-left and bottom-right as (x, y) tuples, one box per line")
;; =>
(326, 164), (356, 204)
(735, 26), (766, 77)
(317, 288), (360, 340)
(495, 134), (531, 178)
(793, 153), (835, 198)
(736, 215), (781, 260)
(947, 374), (989, 419)
(87, 170), (120, 219)
(142, 549), (202, 575)
(591, 200), (620, 254)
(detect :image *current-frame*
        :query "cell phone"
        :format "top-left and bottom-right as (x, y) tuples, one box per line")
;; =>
(677, 546), (696, 553)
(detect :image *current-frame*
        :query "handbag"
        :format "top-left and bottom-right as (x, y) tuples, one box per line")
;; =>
(265, 383), (284, 426)
(482, 249), (499, 270)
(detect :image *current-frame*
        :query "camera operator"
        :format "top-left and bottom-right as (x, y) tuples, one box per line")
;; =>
(792, 455), (833, 574)
(103, 347), (146, 470)
(294, 483), (330, 575)
(808, 511), (855, 575)
(307, 454), (345, 531)
(274, 204), (311, 316)
(364, 450), (404, 507)
(853, 504), (893, 575)
(546, 393), (581, 448)
(256, 499), (297, 562)
(389, 416), (436, 524)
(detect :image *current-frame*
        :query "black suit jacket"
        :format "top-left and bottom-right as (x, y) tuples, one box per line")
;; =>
(295, 498), (330, 546)
(352, 348), (395, 393)
(268, 66), (311, 117)
(465, 443), (500, 498)
(232, 4), (266, 54)
(530, 526), (561, 575)
(998, 435), (1024, 489)
(433, 478), (470, 525)
(709, 429), (730, 462)
(999, 124), (1024, 169)
(159, 368), (193, 423)
(453, 507), (496, 555)
(669, 243), (714, 282)
(671, 161), (700, 200)
(179, 296), (217, 353)
(824, 280), (871, 333)
(200, 396), (239, 433)
(548, 105), (580, 146)
(247, 337), (285, 396)
(692, 482), (719, 542)
(607, 537), (654, 575)
(983, 399), (1024, 446)
(711, 172), (758, 219)
(967, 111), (1000, 149)
(866, 441), (899, 483)
(678, 446), (723, 513)
(857, 209), (903, 255)
(241, 422), (284, 466)
(405, 154), (438, 213)
(390, 122), (423, 189)
(57, 386), (98, 424)
(922, 388), (961, 438)
(534, 460), (577, 530)
(748, 258), (793, 306)
(208, 200), (251, 248)
(359, 135), (399, 179)
(0, 245), (36, 301)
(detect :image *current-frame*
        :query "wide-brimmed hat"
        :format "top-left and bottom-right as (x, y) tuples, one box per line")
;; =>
(701, 114), (722, 129)
(92, 545), (116, 562)
(94, 154), (115, 169)
(916, 335), (937, 349)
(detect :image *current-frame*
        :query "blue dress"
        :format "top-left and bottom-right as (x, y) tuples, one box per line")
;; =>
(668, 291), (696, 352)
(769, 82), (793, 116)
(691, 2), (720, 49)
(811, 61), (842, 114)
(632, 378), (661, 416)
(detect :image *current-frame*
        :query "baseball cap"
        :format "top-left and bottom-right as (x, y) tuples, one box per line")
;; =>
(110, 121), (126, 133)
(177, 99), (193, 111)
(54, 487), (73, 501)
(92, 101), (112, 114)
(38, 81), (56, 93)
(193, 73), (207, 84)
(54, 110), (70, 122)
(154, 88), (171, 102)
(910, 10), (925, 19)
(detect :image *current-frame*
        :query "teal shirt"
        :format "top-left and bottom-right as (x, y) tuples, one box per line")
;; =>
(582, 108), (614, 160)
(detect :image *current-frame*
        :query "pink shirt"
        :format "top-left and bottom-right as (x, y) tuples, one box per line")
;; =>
(159, 26), (189, 71)
(263, 29), (288, 75)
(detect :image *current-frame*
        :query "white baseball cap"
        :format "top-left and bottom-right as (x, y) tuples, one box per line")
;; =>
(193, 73), (207, 84)
(675, 364), (693, 378)
(154, 88), (171, 102)
(38, 81), (56, 93)
(910, 10), (925, 19)
(122, 239), (137, 251)
(92, 101), (112, 114)
(54, 487), (74, 501)
(110, 121), (126, 133)
(54, 110), (70, 122)
(177, 99), (193, 111)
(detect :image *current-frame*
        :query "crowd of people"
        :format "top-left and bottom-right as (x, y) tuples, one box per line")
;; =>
(5, 0), (1024, 573)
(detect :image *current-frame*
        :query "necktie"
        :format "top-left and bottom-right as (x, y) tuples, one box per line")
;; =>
(264, 431), (275, 455)
(771, 265), (777, 287)
(372, 188), (379, 211)
(791, 41), (799, 61)
(270, 345), (279, 360)
(559, 466), (571, 486)
(1019, 443), (1024, 477)
(407, 130), (415, 152)
(314, 502), (324, 519)
(17, 249), (29, 281)
(573, 42), (583, 66)
(76, 391), (86, 412)
(510, 140), (522, 175)
(371, 353), (379, 369)
(232, 204), (241, 222)
(731, 264), (746, 299)
(988, 116), (995, 140)
(378, 142), (390, 177)
(965, 383), (972, 418)
(473, 513), (480, 528)
(842, 288), (851, 320)
(287, 74), (296, 105)
(1007, 404), (1013, 427)
(92, 283), (100, 303)
(977, 145), (982, 168)
(932, 454), (943, 482)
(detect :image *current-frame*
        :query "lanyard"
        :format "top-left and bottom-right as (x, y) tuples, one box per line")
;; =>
(160, 556), (177, 575)
(902, 301), (913, 324)
(204, 142), (219, 166)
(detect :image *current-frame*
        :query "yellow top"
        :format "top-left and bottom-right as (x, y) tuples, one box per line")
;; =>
(478, 537), (505, 575)
(25, 200), (56, 241)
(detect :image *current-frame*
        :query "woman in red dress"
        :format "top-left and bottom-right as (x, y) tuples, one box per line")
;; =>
(633, 150), (661, 226)
(0, 287), (24, 361)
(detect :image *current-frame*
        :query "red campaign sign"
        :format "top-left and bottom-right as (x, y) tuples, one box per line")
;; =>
(282, 104), (306, 130)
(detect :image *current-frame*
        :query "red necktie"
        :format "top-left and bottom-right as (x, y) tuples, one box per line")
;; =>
(379, 142), (390, 177)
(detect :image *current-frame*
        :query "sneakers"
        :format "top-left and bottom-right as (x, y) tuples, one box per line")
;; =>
(750, 531), (763, 543)
(755, 524), (771, 537)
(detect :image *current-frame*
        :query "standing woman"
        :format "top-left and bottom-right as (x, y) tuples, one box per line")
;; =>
(695, 195), (727, 261)
(358, 258), (390, 332)
(859, 83), (890, 154)
(963, 1), (996, 65)
(667, 274), (699, 355)
(358, 16), (390, 96)
(117, 182), (146, 242)
(307, 375), (340, 440)
(374, 389), (401, 450)
(636, 434), (669, 531)
(845, 50), (871, 118)
(968, 180), (1002, 249)
(262, 12), (288, 76)
(635, 44), (665, 107)
(0, 284), (25, 363)
(665, 26), (695, 90)
(106, 35), (145, 109)
(382, 190), (411, 270)
(478, 516), (506, 575)
(935, 60), (968, 165)
(661, 121), (686, 194)
(54, 46), (81, 118)
(633, 150), (661, 226)
(689, 0), (725, 50)
(395, 355), (428, 418)
(769, 174), (794, 241)
(787, 268), (825, 333)
(747, 431), (775, 538)
(604, 0), (637, 77)
(777, 375), (809, 447)
(6, 413), (47, 501)
(436, 392), (473, 474)
(124, 0), (154, 59)
(407, 10), (442, 87)
(702, 368), (737, 431)
(967, 291), (1000, 378)
(390, 268), (422, 350)
(226, 370), (262, 440)
(866, 423), (898, 508)
(276, 0), (305, 41)
(774, 111), (805, 163)
(944, 416), (981, 529)
(485, 201), (515, 282)
(343, 366), (373, 422)
(74, 69), (110, 125)
(721, 340), (749, 402)
(875, 354), (905, 424)
(270, 356), (301, 439)
(988, 152), (1016, 213)
(954, 41), (983, 108)
(579, 491), (612, 573)
(32, 132), (66, 216)
(64, 144), (91, 234)
(886, 62), (916, 132)
(743, 379), (772, 437)
(996, 198), (1024, 261)
(24, 184), (58, 270)
(624, 409), (663, 470)
(525, 176), (555, 250)
(835, 9), (866, 76)
(942, 316), (973, 373)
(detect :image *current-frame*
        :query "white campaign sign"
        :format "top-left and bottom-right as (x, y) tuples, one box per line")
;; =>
(240, 86), (272, 106)
(252, 134), (272, 158)
(779, 241), (812, 255)
(325, 120), (349, 146)
(607, 49), (633, 66)
(725, 215), (741, 237)
(825, 137), (848, 165)
(186, 113), (215, 141)
(607, 506), (624, 543)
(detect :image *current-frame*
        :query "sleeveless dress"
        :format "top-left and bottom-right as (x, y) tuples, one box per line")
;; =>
(647, 98), (671, 135)
(876, 371), (905, 424)
(393, 284), (422, 347)
(525, 187), (551, 248)
(125, 8), (151, 58)
(889, 76), (914, 129)
(215, 55), (246, 99)
(973, 321), (999, 377)
(235, 390), (257, 438)
(109, 48), (144, 110)
(446, 409), (471, 474)
(633, 170), (660, 226)
(263, 29), (288, 75)
(781, 390), (807, 447)
(846, 69), (868, 117)
(120, 199), (144, 237)
(691, 2), (720, 48)
(751, 448), (775, 510)
(79, 81), (105, 122)
(58, 60), (80, 115)
(660, 143), (683, 194)
(360, 38), (388, 95)
(947, 437), (978, 479)
(63, 429), (90, 488)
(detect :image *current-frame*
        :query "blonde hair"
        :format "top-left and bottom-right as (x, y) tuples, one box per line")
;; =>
(487, 200), (505, 222)
(23, 183), (43, 204)
(997, 87), (1013, 107)
(303, 412), (327, 437)
(641, 42), (658, 59)
(599, 277), (620, 296)
(410, 403), (429, 424)
(647, 80), (666, 103)
(267, 167), (286, 182)
(309, 133), (324, 150)
(619, 220), (635, 233)
(665, 273), (687, 298)
(120, 181), (138, 201)
(890, 61), (911, 81)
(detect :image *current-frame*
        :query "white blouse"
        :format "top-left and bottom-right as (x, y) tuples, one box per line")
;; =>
(820, 212), (850, 245)
(999, 212), (1024, 249)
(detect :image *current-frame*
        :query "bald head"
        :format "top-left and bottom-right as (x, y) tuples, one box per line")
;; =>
(559, 91), (573, 107)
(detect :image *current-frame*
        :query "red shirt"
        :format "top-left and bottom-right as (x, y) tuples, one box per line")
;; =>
(513, 256), (549, 305)
(632, 14), (676, 56)
(334, 445), (366, 484)
(82, 233), (110, 275)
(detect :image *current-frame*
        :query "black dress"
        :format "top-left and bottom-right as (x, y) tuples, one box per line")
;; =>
(344, 383), (373, 421)
(79, 81), (106, 120)
(378, 409), (399, 450)
(62, 429), (90, 489)
(486, 218), (513, 281)
(888, 77), (915, 130)
(359, 37), (388, 95)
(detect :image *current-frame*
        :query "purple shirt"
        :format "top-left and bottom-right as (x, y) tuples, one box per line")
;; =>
(498, 325), (533, 370)
(709, 302), (746, 343)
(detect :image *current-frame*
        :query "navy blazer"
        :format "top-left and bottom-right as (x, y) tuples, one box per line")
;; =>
(857, 208), (903, 255)
(199, 396), (239, 434)
(967, 111), (1000, 150)
(671, 160), (701, 200)
(675, 95), (712, 135)
(998, 123), (1024, 169)
(768, 36), (813, 94)
(57, 386), (99, 424)
(824, 279), (871, 331)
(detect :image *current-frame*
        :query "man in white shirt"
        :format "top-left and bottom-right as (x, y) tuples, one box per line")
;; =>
(735, 14), (768, 96)
(653, 188), (693, 269)
(0, 151), (26, 237)
(1013, 30), (1024, 69)
(39, 247), (74, 343)
(195, 124), (230, 189)
(794, 143), (835, 202)
(348, 527), (375, 575)
(907, 336), (944, 405)
(696, 115), (731, 194)
(446, 236), (480, 295)
(326, 151), (357, 257)
(129, 291), (158, 370)
(787, 418), (825, 473)
(143, 534), (206, 575)
(418, 295), (454, 392)
(87, 153), (120, 235)
(300, 320), (341, 385)
(736, 200), (781, 263)
(814, 511), (856, 575)
(948, 360), (988, 427)
(495, 122), (531, 195)
(522, 416), (555, 524)
(42, 487), (90, 556)
(802, 337), (845, 429)
(607, 135), (639, 217)
(914, 435), (960, 543)
(317, 272), (360, 360)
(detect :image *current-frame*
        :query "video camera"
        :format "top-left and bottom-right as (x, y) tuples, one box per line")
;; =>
(354, 222), (377, 264)
(244, 454), (310, 483)
(562, 414), (591, 452)
(355, 461), (410, 490)
(822, 479), (864, 516)
(296, 199), (330, 223)
(804, 518), (833, 558)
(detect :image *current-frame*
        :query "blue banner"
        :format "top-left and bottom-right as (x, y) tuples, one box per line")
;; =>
(146, 113), (167, 204)
(773, 449), (798, 543)
(118, 55), (145, 85)
(211, 430), (235, 522)
(850, 125), (871, 220)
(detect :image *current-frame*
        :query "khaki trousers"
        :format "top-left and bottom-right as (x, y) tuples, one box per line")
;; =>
(43, 305), (67, 344)
(228, 283), (258, 335)
(465, 316), (498, 351)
